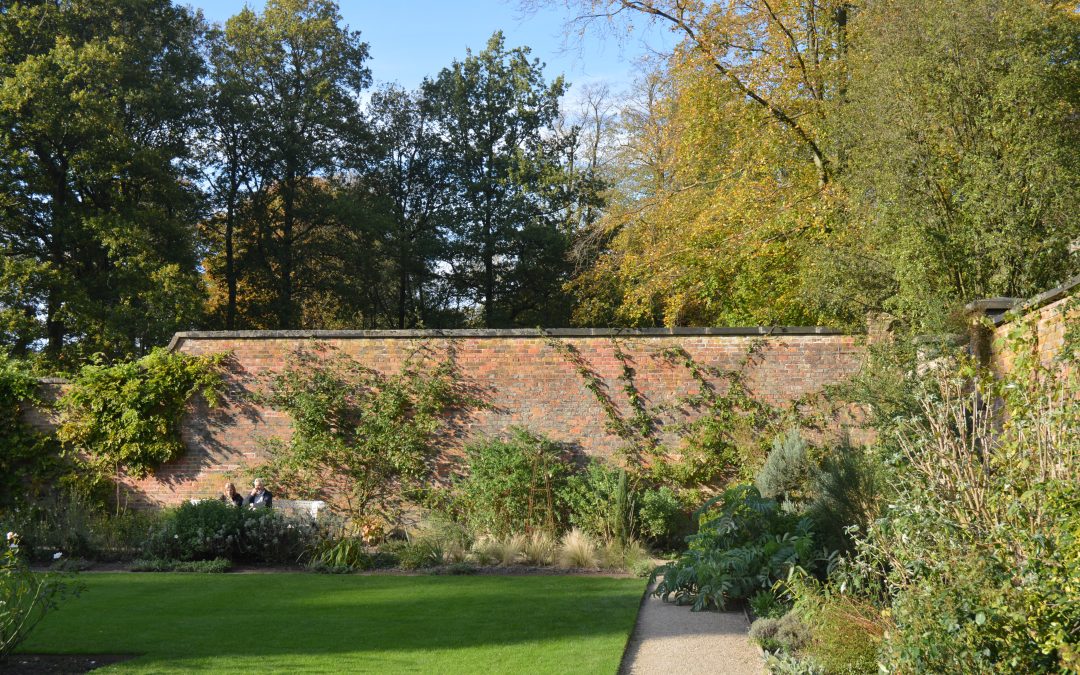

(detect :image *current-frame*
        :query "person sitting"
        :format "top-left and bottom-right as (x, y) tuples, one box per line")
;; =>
(219, 481), (243, 507)
(244, 478), (273, 509)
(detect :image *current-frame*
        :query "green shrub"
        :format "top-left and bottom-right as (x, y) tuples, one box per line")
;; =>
(805, 446), (882, 555)
(859, 344), (1080, 673)
(2, 491), (162, 563)
(57, 348), (227, 484)
(755, 430), (812, 505)
(143, 500), (325, 564)
(396, 539), (444, 570)
(750, 589), (785, 619)
(310, 537), (373, 571)
(750, 610), (812, 654)
(562, 460), (629, 541)
(636, 486), (691, 550)
(1, 533), (82, 661)
(651, 484), (827, 610)
(801, 593), (883, 675)
(452, 428), (574, 537)
(130, 558), (232, 573)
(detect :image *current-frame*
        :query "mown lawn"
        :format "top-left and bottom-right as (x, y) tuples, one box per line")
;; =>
(19, 573), (644, 674)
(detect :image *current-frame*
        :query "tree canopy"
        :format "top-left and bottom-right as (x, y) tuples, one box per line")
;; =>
(0, 0), (1076, 364)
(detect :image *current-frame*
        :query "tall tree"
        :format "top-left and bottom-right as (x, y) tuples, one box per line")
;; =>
(423, 32), (582, 327)
(360, 86), (453, 328)
(559, 1), (853, 327)
(0, 0), (207, 363)
(814, 0), (1080, 331)
(198, 24), (267, 331)
(206, 0), (371, 329)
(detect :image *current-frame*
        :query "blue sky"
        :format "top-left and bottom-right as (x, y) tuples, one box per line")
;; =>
(189, 1), (675, 94)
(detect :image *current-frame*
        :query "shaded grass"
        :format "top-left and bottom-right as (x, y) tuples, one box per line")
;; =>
(19, 573), (644, 674)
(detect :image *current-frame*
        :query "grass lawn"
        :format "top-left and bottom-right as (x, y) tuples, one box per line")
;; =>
(18, 573), (644, 674)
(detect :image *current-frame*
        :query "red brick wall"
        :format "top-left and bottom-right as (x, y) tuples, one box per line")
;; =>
(105, 329), (863, 507)
(991, 278), (1079, 374)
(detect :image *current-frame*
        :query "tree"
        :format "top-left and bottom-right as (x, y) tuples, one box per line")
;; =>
(0, 0), (207, 363)
(204, 0), (371, 329)
(423, 32), (584, 327)
(568, 54), (834, 327)
(359, 86), (454, 328)
(198, 24), (267, 330)
(816, 0), (1080, 331)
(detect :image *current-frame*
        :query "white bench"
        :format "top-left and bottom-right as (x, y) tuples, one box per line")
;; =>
(273, 499), (326, 518)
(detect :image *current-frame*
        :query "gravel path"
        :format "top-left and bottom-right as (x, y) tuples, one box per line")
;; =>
(620, 584), (766, 675)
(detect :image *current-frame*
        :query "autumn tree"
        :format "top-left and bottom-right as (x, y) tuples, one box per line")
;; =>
(0, 0), (207, 363)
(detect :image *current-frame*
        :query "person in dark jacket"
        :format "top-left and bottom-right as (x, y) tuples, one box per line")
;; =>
(245, 478), (273, 509)
(219, 482), (243, 507)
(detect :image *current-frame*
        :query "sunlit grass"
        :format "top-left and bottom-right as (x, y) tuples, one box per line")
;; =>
(19, 573), (644, 674)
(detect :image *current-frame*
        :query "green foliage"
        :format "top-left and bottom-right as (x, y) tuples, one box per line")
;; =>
(652, 484), (828, 610)
(755, 430), (812, 504)
(2, 491), (160, 563)
(800, 594), (884, 675)
(749, 589), (785, 620)
(562, 460), (635, 541)
(0, 0), (208, 362)
(851, 341), (1080, 672)
(636, 487), (690, 550)
(56, 348), (226, 486)
(0, 353), (61, 510)
(451, 428), (574, 538)
(259, 344), (471, 529)
(143, 500), (324, 565)
(130, 558), (232, 573)
(1, 533), (81, 661)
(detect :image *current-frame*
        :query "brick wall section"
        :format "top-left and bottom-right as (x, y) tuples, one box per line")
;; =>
(99, 329), (860, 507)
(990, 276), (1079, 374)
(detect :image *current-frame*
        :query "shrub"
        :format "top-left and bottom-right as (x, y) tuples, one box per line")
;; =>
(453, 428), (574, 538)
(562, 460), (633, 541)
(805, 446), (882, 555)
(801, 593), (883, 675)
(750, 611), (812, 654)
(1, 533), (81, 661)
(755, 430), (812, 505)
(396, 539), (444, 570)
(557, 528), (598, 569)
(651, 484), (827, 610)
(143, 500), (324, 564)
(636, 486), (691, 550)
(858, 343), (1080, 672)
(2, 491), (162, 563)
(310, 537), (373, 571)
(750, 589), (785, 620)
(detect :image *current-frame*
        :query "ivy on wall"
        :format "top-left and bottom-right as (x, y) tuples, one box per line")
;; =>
(545, 334), (796, 492)
(57, 348), (228, 490)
